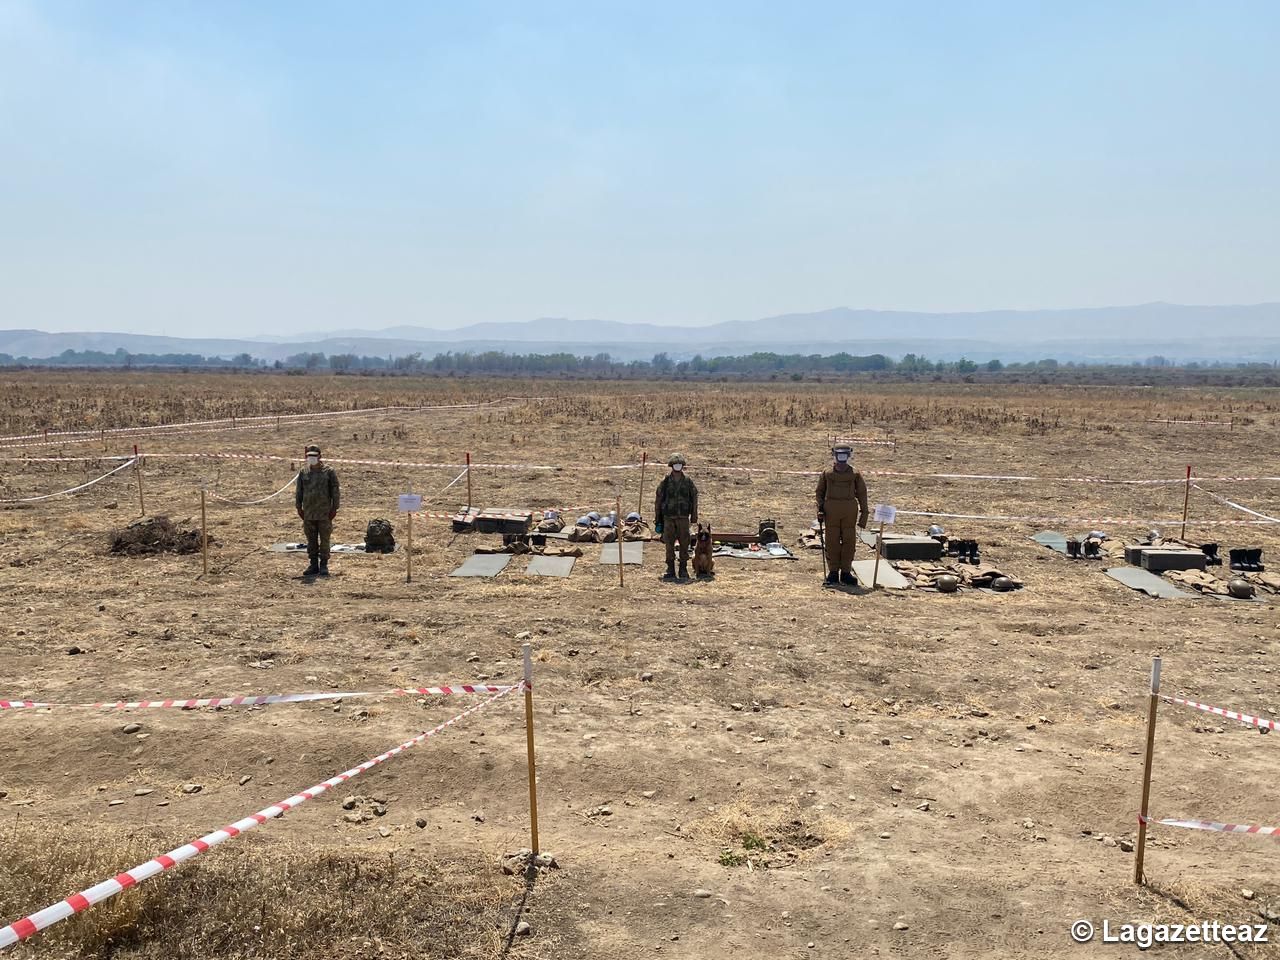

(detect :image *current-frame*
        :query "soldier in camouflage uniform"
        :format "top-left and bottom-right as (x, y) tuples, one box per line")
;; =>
(816, 444), (868, 586)
(295, 444), (341, 577)
(654, 453), (698, 581)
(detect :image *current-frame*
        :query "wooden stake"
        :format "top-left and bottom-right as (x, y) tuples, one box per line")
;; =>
(133, 444), (146, 517)
(871, 520), (885, 588)
(637, 451), (648, 516)
(522, 643), (540, 856)
(406, 510), (413, 583)
(616, 496), (625, 587)
(1180, 465), (1191, 541)
(200, 487), (208, 576)
(1134, 655), (1162, 884)
(465, 451), (472, 509)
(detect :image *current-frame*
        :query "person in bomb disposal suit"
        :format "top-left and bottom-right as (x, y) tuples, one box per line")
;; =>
(654, 452), (698, 581)
(295, 444), (341, 577)
(816, 444), (868, 586)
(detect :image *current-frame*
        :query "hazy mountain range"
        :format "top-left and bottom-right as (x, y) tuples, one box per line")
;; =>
(2, 302), (1277, 364)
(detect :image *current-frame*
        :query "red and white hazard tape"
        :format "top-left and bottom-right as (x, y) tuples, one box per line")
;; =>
(0, 683), (513, 712)
(1161, 695), (1278, 732)
(1146, 419), (1234, 426)
(0, 458), (138, 504)
(0, 398), (540, 448)
(207, 476), (297, 506)
(1139, 814), (1280, 838)
(1192, 484), (1280, 524)
(0, 683), (520, 950)
(896, 508), (1278, 527)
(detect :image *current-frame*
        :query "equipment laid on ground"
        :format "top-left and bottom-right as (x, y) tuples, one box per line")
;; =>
(1104, 566), (1197, 599)
(1228, 578), (1256, 599)
(1201, 543), (1221, 566)
(451, 506), (482, 532)
(758, 518), (779, 545)
(859, 529), (944, 562)
(934, 574), (960, 593)
(1229, 548), (1265, 572)
(990, 576), (1015, 592)
(364, 518), (396, 554)
(1140, 549), (1208, 573)
(473, 508), (533, 536)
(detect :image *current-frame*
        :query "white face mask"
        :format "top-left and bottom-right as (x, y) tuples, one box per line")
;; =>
(672, 463), (683, 472)
(306, 454), (319, 466)
(835, 453), (849, 463)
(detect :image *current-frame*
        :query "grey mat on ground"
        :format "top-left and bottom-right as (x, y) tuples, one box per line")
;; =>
(449, 553), (512, 577)
(1032, 531), (1068, 554)
(596, 541), (643, 565)
(1104, 566), (1196, 599)
(849, 559), (912, 589)
(526, 555), (576, 577)
(269, 542), (395, 554)
(713, 543), (796, 560)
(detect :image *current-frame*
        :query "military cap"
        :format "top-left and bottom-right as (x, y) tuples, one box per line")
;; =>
(667, 453), (687, 466)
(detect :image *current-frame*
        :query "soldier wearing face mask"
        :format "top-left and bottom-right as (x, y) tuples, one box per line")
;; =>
(295, 444), (341, 577)
(816, 444), (868, 586)
(654, 452), (698, 581)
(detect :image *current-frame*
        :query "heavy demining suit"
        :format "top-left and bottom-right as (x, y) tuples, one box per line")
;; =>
(654, 453), (698, 581)
(816, 445), (868, 586)
(295, 444), (341, 577)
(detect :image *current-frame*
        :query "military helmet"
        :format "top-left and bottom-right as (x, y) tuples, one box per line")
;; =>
(934, 574), (960, 593)
(305, 444), (321, 455)
(1228, 577), (1256, 600)
(928, 524), (945, 537)
(991, 576), (1015, 592)
(668, 453), (687, 466)
(626, 511), (642, 522)
(831, 444), (853, 457)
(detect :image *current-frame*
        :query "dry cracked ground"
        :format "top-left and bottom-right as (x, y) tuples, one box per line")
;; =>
(1, 374), (1279, 959)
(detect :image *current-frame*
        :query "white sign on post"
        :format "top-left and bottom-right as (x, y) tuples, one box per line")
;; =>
(873, 503), (896, 525)
(398, 493), (423, 513)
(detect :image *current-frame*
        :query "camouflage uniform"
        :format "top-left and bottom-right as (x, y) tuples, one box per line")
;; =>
(655, 470), (698, 574)
(816, 464), (868, 576)
(296, 464), (340, 567)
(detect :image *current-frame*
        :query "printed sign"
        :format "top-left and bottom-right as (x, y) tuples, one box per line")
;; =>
(398, 493), (423, 513)
(873, 503), (896, 525)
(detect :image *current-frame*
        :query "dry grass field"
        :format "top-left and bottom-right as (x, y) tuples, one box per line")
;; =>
(2, 371), (1279, 959)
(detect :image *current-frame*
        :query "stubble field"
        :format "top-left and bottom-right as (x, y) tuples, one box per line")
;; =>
(2, 371), (1279, 960)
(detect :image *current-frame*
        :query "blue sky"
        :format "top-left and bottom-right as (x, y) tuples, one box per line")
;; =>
(1, 0), (1277, 337)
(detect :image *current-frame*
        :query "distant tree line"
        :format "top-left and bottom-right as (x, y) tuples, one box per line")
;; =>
(1, 347), (1277, 383)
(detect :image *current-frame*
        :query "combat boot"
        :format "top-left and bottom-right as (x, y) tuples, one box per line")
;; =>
(318, 559), (330, 577)
(839, 570), (857, 586)
(662, 563), (676, 582)
(303, 556), (320, 577)
(824, 570), (839, 586)
(678, 562), (689, 581)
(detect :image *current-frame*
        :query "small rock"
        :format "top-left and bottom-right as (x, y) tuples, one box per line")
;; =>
(842, 699), (852, 708)
(731, 703), (743, 711)
(1102, 837), (1117, 848)
(1119, 839), (1134, 853)
(378, 826), (392, 838)
(693, 889), (713, 899)
(122, 723), (141, 735)
(67, 646), (83, 656)
(1242, 889), (1256, 901)
(640, 672), (654, 682)
(108, 799), (125, 806)
(587, 805), (613, 818)
(343, 813), (364, 824)
(415, 817), (427, 829)
(890, 783), (903, 793)
(893, 921), (909, 931)
(134, 788), (153, 796)
(516, 631), (532, 640)
(642, 790), (656, 799)
(181, 782), (203, 795)
(878, 832), (891, 839)
(238, 775), (252, 787)
(880, 738), (891, 746)
(472, 811), (485, 823)
(342, 796), (357, 810)
(916, 801), (930, 811)
(515, 920), (532, 937)
(373, 804), (387, 817)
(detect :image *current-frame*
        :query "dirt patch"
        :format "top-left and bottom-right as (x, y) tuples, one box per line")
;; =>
(108, 516), (207, 556)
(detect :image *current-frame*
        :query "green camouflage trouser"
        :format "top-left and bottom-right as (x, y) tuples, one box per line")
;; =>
(304, 516), (333, 560)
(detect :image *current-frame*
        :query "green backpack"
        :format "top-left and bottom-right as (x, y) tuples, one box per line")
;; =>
(364, 518), (396, 553)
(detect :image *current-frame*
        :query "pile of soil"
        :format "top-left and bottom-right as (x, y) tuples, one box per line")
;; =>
(109, 516), (209, 556)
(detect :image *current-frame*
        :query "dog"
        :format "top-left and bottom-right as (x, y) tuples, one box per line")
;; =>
(692, 523), (715, 579)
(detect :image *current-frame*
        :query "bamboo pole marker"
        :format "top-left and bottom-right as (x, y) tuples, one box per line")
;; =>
(133, 444), (146, 517)
(616, 496), (624, 587)
(637, 450), (648, 516)
(1134, 655), (1162, 885)
(522, 643), (540, 855)
(465, 451), (473, 509)
(1180, 465), (1192, 541)
(200, 485), (208, 575)
(406, 484), (414, 584)
(871, 520), (885, 588)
